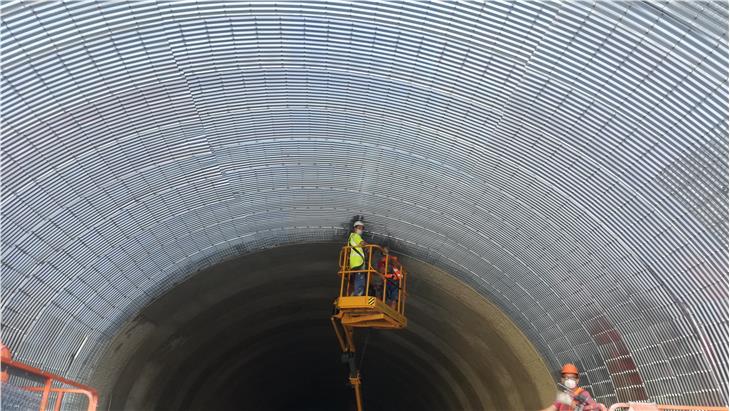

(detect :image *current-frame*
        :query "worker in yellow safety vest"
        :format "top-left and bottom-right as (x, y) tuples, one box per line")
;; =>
(349, 221), (368, 296)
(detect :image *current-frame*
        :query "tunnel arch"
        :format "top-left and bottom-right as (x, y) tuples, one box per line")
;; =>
(1, 1), (727, 409)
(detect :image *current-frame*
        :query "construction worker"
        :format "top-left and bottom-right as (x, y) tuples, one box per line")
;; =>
(539, 363), (602, 411)
(377, 246), (402, 308)
(349, 221), (367, 296)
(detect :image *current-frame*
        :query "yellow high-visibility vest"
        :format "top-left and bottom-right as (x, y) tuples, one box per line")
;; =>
(348, 232), (365, 268)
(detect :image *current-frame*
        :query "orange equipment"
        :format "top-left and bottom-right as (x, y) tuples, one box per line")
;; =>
(561, 363), (579, 376)
(331, 244), (408, 411)
(1, 343), (11, 383)
(0, 341), (98, 411)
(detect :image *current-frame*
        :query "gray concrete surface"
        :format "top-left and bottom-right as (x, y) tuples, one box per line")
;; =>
(91, 243), (554, 410)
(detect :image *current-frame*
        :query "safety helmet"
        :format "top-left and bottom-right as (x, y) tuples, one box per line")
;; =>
(353, 221), (365, 228)
(561, 363), (579, 376)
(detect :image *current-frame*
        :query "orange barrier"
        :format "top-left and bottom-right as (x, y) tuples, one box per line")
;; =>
(609, 402), (728, 411)
(0, 342), (98, 411)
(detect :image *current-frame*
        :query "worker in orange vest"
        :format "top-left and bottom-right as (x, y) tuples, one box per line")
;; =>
(377, 247), (402, 308)
(540, 363), (602, 411)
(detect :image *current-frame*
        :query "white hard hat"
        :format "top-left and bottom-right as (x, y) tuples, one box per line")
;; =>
(353, 220), (365, 227)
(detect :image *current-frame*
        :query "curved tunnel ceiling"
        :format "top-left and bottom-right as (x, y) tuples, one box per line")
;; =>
(1, 0), (728, 407)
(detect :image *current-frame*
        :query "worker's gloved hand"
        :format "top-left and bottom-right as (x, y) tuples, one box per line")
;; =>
(556, 392), (572, 405)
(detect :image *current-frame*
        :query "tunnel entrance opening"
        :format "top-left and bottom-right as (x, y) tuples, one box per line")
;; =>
(91, 243), (553, 410)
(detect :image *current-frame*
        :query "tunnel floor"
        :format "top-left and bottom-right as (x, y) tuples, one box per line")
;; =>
(91, 243), (553, 410)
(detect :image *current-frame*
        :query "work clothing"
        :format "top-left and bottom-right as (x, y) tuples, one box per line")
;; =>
(378, 255), (401, 305)
(377, 255), (401, 278)
(386, 279), (399, 304)
(349, 232), (365, 268)
(553, 387), (601, 411)
(352, 263), (366, 296)
(348, 231), (367, 296)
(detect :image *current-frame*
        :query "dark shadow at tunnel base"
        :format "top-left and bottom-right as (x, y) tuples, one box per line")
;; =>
(91, 243), (553, 410)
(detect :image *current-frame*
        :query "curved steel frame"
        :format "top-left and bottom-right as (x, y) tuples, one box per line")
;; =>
(1, 1), (727, 406)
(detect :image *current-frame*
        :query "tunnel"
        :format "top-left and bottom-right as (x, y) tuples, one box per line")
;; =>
(1, 1), (728, 411)
(91, 243), (552, 411)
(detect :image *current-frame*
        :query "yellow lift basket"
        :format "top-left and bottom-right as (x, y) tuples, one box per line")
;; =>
(330, 244), (408, 411)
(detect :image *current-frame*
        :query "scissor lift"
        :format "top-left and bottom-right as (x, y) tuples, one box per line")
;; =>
(331, 244), (407, 411)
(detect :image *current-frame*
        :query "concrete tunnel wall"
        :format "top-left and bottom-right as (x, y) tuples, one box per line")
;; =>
(1, 1), (728, 410)
(90, 243), (553, 411)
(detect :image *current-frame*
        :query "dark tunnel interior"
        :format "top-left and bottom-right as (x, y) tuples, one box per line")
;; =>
(91, 243), (553, 411)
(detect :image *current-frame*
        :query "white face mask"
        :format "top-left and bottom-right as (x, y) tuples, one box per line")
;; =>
(564, 378), (577, 389)
(356, 228), (363, 235)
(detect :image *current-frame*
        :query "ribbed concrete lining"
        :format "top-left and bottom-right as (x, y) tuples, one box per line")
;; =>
(1, 1), (728, 407)
(91, 243), (553, 411)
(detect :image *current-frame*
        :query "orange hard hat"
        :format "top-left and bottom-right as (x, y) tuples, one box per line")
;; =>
(561, 363), (579, 376)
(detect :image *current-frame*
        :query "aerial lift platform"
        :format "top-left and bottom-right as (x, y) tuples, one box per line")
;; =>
(331, 244), (407, 411)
